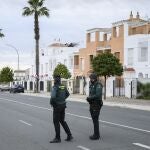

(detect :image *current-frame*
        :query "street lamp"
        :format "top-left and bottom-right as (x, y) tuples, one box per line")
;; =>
(6, 44), (20, 70)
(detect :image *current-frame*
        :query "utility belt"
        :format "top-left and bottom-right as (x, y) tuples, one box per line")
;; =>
(90, 100), (103, 110)
(54, 103), (66, 109)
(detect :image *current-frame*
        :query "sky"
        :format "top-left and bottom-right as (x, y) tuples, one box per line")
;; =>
(0, 0), (150, 70)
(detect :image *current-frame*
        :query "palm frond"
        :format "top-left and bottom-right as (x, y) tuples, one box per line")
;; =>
(38, 0), (44, 7)
(22, 7), (34, 16)
(0, 29), (4, 38)
(38, 7), (49, 17)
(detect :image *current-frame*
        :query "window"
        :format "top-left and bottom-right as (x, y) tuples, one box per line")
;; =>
(69, 56), (73, 68)
(138, 41), (148, 62)
(127, 48), (134, 65)
(45, 63), (48, 73)
(145, 74), (148, 78)
(89, 55), (93, 68)
(99, 32), (104, 41)
(116, 26), (119, 37)
(64, 59), (67, 66)
(49, 59), (52, 71)
(32, 65), (34, 74)
(53, 59), (56, 69)
(41, 64), (43, 74)
(53, 48), (56, 55)
(90, 32), (95, 42)
(80, 58), (84, 71)
(138, 47), (148, 62)
(113, 26), (119, 37)
(138, 72), (143, 78)
(114, 52), (120, 60)
(74, 55), (79, 69)
(107, 33), (111, 41)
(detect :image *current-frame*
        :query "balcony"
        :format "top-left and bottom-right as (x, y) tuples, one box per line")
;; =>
(96, 45), (111, 51)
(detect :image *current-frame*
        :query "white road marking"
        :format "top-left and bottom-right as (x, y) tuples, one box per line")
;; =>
(0, 97), (51, 110)
(66, 112), (150, 134)
(19, 120), (32, 126)
(77, 145), (90, 150)
(0, 97), (150, 134)
(133, 143), (150, 149)
(100, 120), (150, 134)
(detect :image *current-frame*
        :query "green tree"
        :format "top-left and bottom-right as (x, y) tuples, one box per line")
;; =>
(0, 29), (4, 38)
(92, 52), (123, 99)
(22, 0), (49, 93)
(53, 63), (71, 79)
(0, 67), (13, 83)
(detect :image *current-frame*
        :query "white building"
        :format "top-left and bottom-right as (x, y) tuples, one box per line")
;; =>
(27, 42), (79, 93)
(124, 22), (150, 79)
(13, 70), (26, 85)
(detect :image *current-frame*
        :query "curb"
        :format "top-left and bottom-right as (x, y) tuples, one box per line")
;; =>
(20, 93), (150, 111)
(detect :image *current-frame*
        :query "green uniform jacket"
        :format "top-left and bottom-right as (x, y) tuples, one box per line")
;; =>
(50, 84), (70, 107)
(88, 81), (103, 108)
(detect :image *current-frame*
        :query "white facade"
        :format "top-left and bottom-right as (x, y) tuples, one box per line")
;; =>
(124, 23), (150, 78)
(28, 43), (79, 92)
(106, 22), (150, 98)
(40, 45), (78, 80)
(13, 70), (26, 85)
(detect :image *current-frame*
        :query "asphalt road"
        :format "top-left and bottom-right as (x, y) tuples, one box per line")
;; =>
(0, 92), (150, 150)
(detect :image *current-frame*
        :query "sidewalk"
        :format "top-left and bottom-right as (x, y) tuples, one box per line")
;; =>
(21, 92), (150, 111)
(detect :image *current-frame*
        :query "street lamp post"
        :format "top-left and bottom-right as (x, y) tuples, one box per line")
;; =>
(6, 44), (20, 70)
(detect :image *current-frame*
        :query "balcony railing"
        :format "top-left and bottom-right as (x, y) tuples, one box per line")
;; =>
(96, 45), (111, 51)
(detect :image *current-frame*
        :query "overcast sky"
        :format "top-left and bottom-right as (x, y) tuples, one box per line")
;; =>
(0, 0), (150, 70)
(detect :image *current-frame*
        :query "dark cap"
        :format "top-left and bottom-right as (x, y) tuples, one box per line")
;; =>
(89, 73), (97, 80)
(54, 74), (61, 79)
(53, 74), (61, 84)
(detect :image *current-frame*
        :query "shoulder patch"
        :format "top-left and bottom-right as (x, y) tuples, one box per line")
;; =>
(59, 85), (65, 90)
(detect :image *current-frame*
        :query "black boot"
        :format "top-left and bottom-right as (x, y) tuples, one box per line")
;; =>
(65, 135), (73, 141)
(89, 135), (100, 140)
(49, 138), (61, 143)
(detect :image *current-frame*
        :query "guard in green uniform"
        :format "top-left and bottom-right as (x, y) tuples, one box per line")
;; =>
(50, 75), (73, 143)
(86, 73), (103, 140)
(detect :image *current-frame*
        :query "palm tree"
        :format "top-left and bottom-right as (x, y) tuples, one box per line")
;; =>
(0, 29), (4, 38)
(22, 0), (49, 93)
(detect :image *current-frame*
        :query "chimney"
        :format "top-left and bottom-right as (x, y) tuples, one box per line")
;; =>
(130, 11), (133, 20)
(136, 12), (140, 19)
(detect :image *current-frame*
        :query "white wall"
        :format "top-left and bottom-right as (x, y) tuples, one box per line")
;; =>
(28, 45), (79, 92)
(124, 23), (150, 78)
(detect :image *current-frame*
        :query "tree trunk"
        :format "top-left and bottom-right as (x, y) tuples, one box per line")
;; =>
(104, 76), (106, 100)
(34, 12), (40, 93)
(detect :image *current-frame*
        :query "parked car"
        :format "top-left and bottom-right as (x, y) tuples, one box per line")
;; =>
(10, 84), (24, 93)
(0, 84), (10, 91)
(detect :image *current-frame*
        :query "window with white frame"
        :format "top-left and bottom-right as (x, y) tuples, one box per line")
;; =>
(45, 63), (48, 73)
(127, 48), (134, 65)
(53, 59), (56, 69)
(32, 65), (34, 74)
(64, 59), (67, 66)
(107, 33), (111, 41)
(138, 72), (143, 78)
(90, 32), (95, 42)
(116, 26), (119, 37)
(99, 32), (104, 41)
(80, 58), (84, 71)
(145, 74), (148, 78)
(138, 41), (148, 62)
(41, 64), (43, 74)
(53, 48), (56, 55)
(49, 59), (52, 71)
(69, 56), (73, 68)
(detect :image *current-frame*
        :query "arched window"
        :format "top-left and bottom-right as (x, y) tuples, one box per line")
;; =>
(138, 72), (143, 78)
